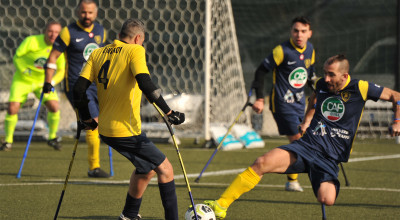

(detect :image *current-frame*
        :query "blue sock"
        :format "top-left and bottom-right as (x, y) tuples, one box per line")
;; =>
(122, 192), (141, 218)
(159, 180), (178, 220)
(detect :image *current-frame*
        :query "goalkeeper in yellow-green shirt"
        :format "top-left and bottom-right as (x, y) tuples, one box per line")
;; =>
(1, 21), (65, 151)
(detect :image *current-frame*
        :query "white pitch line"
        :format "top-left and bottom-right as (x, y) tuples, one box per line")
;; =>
(348, 154), (400, 162)
(1, 154), (400, 192)
(2, 180), (400, 193)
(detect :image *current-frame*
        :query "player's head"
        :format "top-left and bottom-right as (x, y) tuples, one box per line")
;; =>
(44, 21), (62, 45)
(290, 16), (312, 49)
(323, 54), (350, 93)
(76, 0), (98, 28)
(119, 19), (146, 46)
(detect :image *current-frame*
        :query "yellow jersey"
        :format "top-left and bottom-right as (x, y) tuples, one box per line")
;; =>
(80, 39), (150, 137)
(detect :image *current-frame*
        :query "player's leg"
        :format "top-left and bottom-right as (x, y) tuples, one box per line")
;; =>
(206, 148), (296, 219)
(41, 89), (62, 150)
(85, 85), (109, 177)
(318, 181), (337, 206)
(274, 112), (304, 192)
(1, 102), (21, 151)
(154, 157), (178, 220)
(100, 135), (147, 219)
(2, 77), (29, 151)
(285, 133), (303, 191)
(121, 170), (156, 219)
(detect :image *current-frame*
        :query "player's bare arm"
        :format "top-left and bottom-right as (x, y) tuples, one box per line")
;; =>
(298, 92), (316, 134)
(379, 87), (400, 135)
(45, 48), (62, 84)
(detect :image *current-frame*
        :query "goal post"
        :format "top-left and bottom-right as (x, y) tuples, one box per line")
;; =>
(204, 0), (249, 141)
(0, 0), (250, 141)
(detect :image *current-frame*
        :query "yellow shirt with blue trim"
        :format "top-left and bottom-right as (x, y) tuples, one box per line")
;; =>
(80, 40), (149, 137)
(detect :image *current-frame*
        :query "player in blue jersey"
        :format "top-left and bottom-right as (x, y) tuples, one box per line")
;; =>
(252, 16), (317, 192)
(205, 55), (400, 219)
(44, 0), (109, 178)
(205, 54), (400, 219)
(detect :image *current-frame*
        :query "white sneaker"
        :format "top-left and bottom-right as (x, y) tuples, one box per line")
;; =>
(119, 213), (141, 220)
(285, 181), (303, 192)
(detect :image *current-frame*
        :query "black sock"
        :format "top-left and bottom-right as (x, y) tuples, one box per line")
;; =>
(159, 180), (178, 220)
(122, 192), (142, 218)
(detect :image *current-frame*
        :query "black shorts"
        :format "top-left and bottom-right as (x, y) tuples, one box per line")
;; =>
(278, 142), (340, 198)
(100, 133), (166, 174)
(272, 112), (302, 136)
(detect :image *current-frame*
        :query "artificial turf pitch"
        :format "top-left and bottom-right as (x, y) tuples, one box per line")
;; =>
(1, 137), (399, 219)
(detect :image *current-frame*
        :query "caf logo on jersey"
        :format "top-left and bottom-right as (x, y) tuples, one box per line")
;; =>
(83, 43), (100, 61)
(341, 91), (351, 102)
(288, 67), (308, 88)
(321, 97), (345, 122)
(34, 57), (47, 69)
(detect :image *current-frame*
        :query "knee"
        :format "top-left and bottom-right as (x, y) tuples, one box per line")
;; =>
(252, 156), (269, 174)
(45, 101), (59, 112)
(7, 103), (20, 115)
(146, 170), (157, 179)
(317, 181), (337, 206)
(156, 158), (174, 176)
(318, 195), (336, 206)
(318, 198), (335, 206)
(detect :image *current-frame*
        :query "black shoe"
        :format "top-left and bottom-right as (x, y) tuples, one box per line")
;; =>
(88, 168), (110, 178)
(0, 142), (12, 151)
(119, 213), (142, 220)
(47, 137), (62, 151)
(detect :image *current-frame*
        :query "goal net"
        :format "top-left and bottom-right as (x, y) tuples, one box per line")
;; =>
(0, 0), (250, 140)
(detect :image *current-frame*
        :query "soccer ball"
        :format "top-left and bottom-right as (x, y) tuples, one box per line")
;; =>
(185, 204), (216, 220)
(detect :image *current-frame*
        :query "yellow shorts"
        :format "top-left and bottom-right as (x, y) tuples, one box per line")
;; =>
(8, 72), (59, 104)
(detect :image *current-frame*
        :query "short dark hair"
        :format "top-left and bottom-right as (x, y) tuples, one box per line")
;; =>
(76, 0), (98, 12)
(292, 16), (311, 28)
(120, 19), (145, 39)
(324, 54), (349, 73)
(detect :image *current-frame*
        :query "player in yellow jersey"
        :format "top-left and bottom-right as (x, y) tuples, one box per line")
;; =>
(70, 19), (185, 220)
(1, 21), (65, 151)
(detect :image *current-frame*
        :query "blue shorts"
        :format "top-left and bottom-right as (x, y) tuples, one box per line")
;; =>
(272, 112), (302, 136)
(65, 83), (99, 118)
(100, 133), (166, 174)
(278, 142), (340, 198)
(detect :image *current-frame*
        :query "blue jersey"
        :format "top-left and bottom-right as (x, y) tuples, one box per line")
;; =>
(53, 21), (106, 92)
(263, 39), (315, 115)
(298, 77), (384, 162)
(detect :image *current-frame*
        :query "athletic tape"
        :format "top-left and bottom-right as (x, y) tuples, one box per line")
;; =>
(45, 63), (57, 70)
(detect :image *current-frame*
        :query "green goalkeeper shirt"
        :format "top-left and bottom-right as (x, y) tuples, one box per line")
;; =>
(13, 34), (65, 85)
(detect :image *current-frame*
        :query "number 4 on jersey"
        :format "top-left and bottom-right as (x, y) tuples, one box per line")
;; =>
(98, 60), (110, 89)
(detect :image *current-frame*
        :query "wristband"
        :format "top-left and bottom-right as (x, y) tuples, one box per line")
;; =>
(45, 63), (57, 70)
(397, 101), (400, 105)
(394, 118), (400, 122)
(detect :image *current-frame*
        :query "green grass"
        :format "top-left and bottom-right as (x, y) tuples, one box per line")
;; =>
(1, 137), (400, 219)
